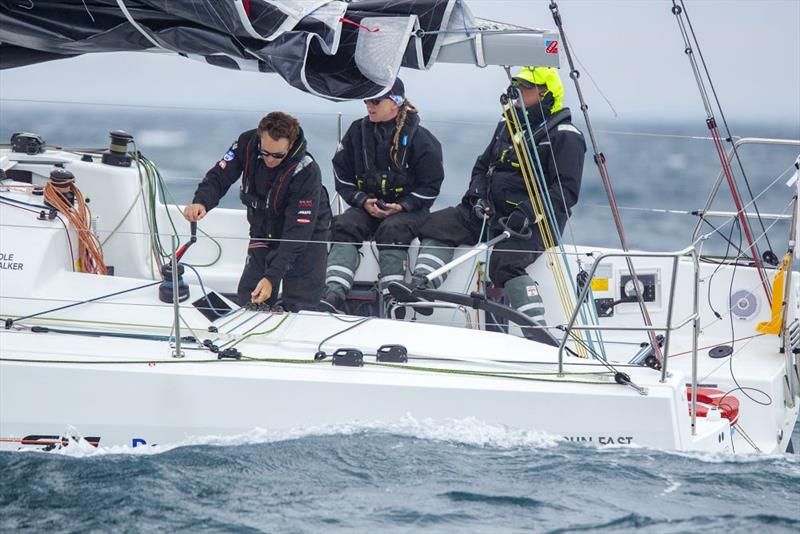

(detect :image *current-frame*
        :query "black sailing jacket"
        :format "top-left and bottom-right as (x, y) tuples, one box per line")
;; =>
(192, 128), (331, 287)
(462, 104), (586, 223)
(333, 112), (445, 212)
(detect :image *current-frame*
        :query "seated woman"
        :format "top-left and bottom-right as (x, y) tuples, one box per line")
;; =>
(320, 78), (444, 315)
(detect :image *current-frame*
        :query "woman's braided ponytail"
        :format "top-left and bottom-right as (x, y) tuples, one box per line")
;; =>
(390, 99), (418, 166)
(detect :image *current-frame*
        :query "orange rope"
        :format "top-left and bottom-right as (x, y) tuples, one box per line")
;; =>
(43, 177), (107, 274)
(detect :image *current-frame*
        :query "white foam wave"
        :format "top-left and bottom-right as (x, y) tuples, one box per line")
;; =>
(37, 416), (562, 458)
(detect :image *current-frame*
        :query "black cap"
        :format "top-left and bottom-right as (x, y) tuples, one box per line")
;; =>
(388, 77), (405, 98)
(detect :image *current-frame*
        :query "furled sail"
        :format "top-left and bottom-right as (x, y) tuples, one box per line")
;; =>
(0, 0), (559, 100)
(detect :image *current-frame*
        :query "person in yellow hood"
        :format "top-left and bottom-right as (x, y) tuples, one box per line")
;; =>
(408, 66), (586, 328)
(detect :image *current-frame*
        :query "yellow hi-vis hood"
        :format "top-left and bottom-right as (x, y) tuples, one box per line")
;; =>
(513, 66), (564, 113)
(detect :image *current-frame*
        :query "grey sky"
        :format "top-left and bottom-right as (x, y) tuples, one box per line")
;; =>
(1, 0), (798, 124)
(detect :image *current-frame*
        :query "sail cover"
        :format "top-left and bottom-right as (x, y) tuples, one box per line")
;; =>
(0, 0), (493, 100)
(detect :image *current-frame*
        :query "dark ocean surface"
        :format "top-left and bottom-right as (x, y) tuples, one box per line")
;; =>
(1, 103), (799, 532)
(1, 419), (799, 532)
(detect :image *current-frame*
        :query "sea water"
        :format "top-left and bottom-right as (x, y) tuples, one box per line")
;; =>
(1, 418), (798, 532)
(1, 104), (799, 532)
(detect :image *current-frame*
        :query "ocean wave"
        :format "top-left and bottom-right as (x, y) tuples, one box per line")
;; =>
(32, 416), (562, 458)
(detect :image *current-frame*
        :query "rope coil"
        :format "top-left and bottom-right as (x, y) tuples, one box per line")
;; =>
(43, 169), (107, 274)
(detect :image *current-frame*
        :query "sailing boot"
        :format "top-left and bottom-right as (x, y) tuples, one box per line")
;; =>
(411, 239), (454, 289)
(379, 248), (408, 319)
(400, 238), (455, 316)
(504, 274), (547, 327)
(320, 243), (359, 313)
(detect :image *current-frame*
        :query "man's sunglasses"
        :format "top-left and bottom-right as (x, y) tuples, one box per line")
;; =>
(259, 148), (287, 160)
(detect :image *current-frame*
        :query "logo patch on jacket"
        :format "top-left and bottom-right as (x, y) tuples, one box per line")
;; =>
(296, 218), (311, 224)
(298, 200), (313, 208)
(223, 149), (235, 161)
(298, 210), (312, 215)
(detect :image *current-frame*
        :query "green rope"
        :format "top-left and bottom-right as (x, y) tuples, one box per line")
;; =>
(228, 313), (291, 348)
(215, 307), (249, 329)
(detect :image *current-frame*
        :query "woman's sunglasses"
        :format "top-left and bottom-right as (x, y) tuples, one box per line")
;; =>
(259, 148), (287, 160)
(363, 98), (385, 106)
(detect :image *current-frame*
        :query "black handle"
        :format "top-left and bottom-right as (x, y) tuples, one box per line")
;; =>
(498, 216), (533, 240)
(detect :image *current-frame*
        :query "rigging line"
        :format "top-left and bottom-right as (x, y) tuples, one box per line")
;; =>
(705, 211), (740, 321)
(700, 217), (746, 259)
(228, 313), (290, 348)
(509, 87), (582, 257)
(596, 130), (717, 141)
(536, 160), (798, 219)
(505, 92), (604, 357)
(669, 333), (764, 359)
(669, 1), (772, 305)
(693, 185), (795, 256)
(698, 197), (792, 264)
(511, 85), (608, 354)
(0, 198), (76, 269)
(2, 315), (176, 331)
(732, 422), (762, 453)
(725, 218), (742, 353)
(562, 34), (617, 118)
(501, 99), (588, 357)
(0, 220), (581, 256)
(219, 309), (270, 338)
(1, 95), (758, 141)
(548, 0), (663, 363)
(697, 204), (791, 330)
(145, 154), (223, 268)
(317, 317), (372, 354)
(678, 0), (775, 256)
(217, 313), (276, 349)
(5, 281), (162, 326)
(745, 199), (794, 253)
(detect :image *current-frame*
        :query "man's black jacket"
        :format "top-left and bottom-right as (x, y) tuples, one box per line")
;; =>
(462, 105), (586, 223)
(192, 128), (331, 287)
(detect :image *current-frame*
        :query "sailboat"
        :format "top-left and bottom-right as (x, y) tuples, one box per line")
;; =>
(0, 0), (798, 454)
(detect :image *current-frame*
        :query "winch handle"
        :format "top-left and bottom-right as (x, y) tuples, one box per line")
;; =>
(175, 221), (198, 262)
(498, 216), (534, 240)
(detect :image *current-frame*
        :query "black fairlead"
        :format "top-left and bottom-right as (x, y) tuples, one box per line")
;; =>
(332, 348), (364, 367)
(376, 344), (408, 363)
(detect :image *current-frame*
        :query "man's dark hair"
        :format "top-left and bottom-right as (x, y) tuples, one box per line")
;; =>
(258, 112), (300, 144)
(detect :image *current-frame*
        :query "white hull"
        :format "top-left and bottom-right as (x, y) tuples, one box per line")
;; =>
(0, 313), (744, 453)
(1, 145), (798, 455)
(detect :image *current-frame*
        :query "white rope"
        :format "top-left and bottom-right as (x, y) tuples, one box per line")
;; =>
(115, 0), (165, 50)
